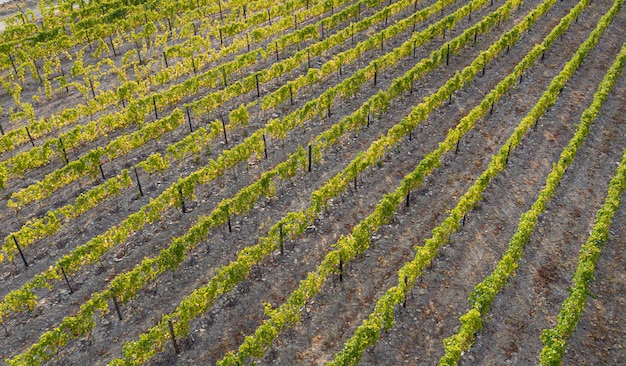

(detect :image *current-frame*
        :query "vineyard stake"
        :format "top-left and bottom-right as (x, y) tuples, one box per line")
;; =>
(406, 189), (410, 207)
(354, 164), (357, 191)
(449, 92), (452, 105)
(455, 140), (460, 153)
(218, 0), (223, 20)
(255, 74), (260, 98)
(351, 24), (354, 44)
(167, 18), (172, 32)
(474, 30), (477, 45)
(0, 122), (4, 135)
(462, 214), (466, 226)
(519, 73), (523, 84)
(192, 57), (197, 75)
(307, 49), (311, 69)
(262, 134), (268, 158)
(136, 45), (142, 64)
(186, 106), (193, 132)
(505, 144), (511, 165)
(153, 96), (158, 120)
(192, 22), (196, 36)
(219, 29), (223, 47)
(60, 68), (69, 92)
(60, 266), (73, 293)
(275, 41), (279, 61)
(267, 8), (271, 25)
(246, 33), (250, 52)
(339, 57), (342, 77)
(339, 259), (343, 282)
(380, 32), (384, 52)
(403, 276), (408, 307)
(308, 144), (312, 172)
(289, 83), (294, 105)
(163, 51), (169, 68)
(112, 294), (123, 320)
(443, 28), (446, 39)
(367, 111), (370, 127)
(413, 41), (417, 58)
(168, 320), (180, 354)
(109, 36), (117, 57)
(59, 138), (69, 165)
(226, 205), (232, 233)
(446, 44), (450, 65)
(483, 54), (486, 75)
(99, 163), (106, 180)
(490, 103), (494, 115)
(33, 60), (43, 84)
(374, 63), (378, 86)
(221, 119), (228, 145)
(89, 78), (96, 99)
(13, 236), (28, 267)
(25, 126), (35, 147)
(469, 4), (472, 22)
(279, 223), (284, 255)
(9, 54), (17, 76)
(134, 167), (144, 197)
(178, 186), (186, 214)
(243, 4), (247, 19)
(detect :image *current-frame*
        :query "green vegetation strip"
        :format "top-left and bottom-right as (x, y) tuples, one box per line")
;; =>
(6, 0), (511, 362)
(331, 0), (622, 364)
(537, 42), (626, 366)
(441, 28), (626, 366)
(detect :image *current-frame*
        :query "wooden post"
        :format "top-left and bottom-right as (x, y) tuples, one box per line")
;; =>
(89, 78), (96, 99)
(163, 51), (169, 68)
(109, 36), (117, 57)
(374, 63), (378, 86)
(308, 144), (312, 172)
(13, 236), (28, 267)
(153, 96), (158, 120)
(134, 167), (144, 197)
(262, 134), (268, 159)
(25, 127), (35, 147)
(505, 144), (511, 165)
(178, 186), (186, 213)
(9, 54), (17, 76)
(99, 163), (106, 180)
(186, 107), (193, 132)
(168, 319), (180, 354)
(255, 74), (260, 98)
(339, 259), (343, 282)
(112, 294), (123, 320)
(221, 119), (228, 145)
(446, 44), (450, 65)
(226, 204), (232, 233)
(60, 266), (73, 293)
